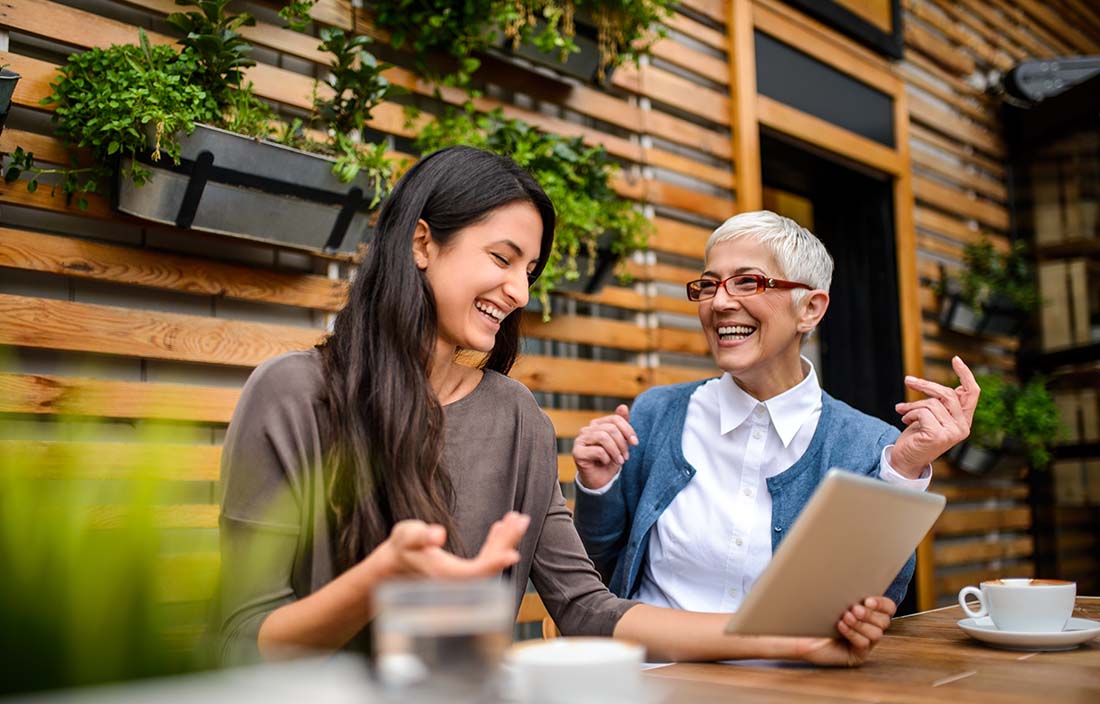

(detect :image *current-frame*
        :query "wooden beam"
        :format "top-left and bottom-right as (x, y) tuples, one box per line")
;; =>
(753, 0), (902, 97)
(729, 0), (761, 212)
(756, 96), (902, 176)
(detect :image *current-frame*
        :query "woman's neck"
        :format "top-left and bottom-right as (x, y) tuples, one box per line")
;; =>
(731, 352), (807, 401)
(429, 339), (481, 406)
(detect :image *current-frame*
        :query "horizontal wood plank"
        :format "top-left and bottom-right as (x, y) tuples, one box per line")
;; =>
(0, 294), (323, 367)
(0, 440), (221, 481)
(0, 228), (348, 311)
(0, 373), (239, 423)
(935, 507), (1032, 536)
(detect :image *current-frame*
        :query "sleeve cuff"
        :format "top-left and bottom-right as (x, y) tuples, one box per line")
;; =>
(880, 445), (932, 491)
(575, 470), (622, 496)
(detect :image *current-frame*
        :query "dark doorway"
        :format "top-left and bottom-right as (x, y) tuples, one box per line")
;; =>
(760, 132), (906, 438)
(761, 132), (913, 614)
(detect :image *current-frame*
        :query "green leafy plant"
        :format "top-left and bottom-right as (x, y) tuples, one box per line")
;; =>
(416, 105), (651, 313)
(0, 432), (213, 694)
(3, 0), (397, 209)
(955, 237), (1039, 316)
(373, 0), (673, 85)
(3, 31), (217, 209)
(279, 0), (318, 31)
(164, 0), (256, 109)
(970, 372), (1062, 468)
(315, 28), (403, 136)
(374, 0), (491, 86)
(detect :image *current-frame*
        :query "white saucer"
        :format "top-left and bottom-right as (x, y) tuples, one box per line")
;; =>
(957, 616), (1100, 651)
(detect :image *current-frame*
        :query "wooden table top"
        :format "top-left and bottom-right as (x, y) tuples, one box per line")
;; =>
(645, 597), (1100, 703)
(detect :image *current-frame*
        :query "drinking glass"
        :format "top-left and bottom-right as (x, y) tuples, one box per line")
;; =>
(373, 579), (514, 703)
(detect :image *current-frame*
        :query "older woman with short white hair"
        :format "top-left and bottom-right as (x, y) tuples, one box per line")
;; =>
(573, 210), (978, 613)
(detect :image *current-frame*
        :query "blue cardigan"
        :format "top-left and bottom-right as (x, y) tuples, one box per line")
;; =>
(573, 379), (915, 606)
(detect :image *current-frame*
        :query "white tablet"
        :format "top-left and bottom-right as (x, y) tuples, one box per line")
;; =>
(724, 469), (945, 638)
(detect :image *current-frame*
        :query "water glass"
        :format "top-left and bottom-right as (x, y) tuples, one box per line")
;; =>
(373, 579), (514, 703)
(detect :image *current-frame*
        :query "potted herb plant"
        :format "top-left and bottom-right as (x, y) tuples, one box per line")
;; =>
(372, 0), (673, 85)
(938, 238), (1039, 337)
(948, 372), (1062, 475)
(3, 0), (399, 255)
(415, 105), (651, 312)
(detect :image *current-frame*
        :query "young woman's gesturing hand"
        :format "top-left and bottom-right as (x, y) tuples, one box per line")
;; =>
(379, 512), (530, 580)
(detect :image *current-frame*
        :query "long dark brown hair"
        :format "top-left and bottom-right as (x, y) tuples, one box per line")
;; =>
(318, 146), (556, 570)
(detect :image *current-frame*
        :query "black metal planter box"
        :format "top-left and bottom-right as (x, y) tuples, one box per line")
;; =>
(492, 16), (611, 84)
(115, 123), (378, 255)
(938, 280), (1024, 337)
(553, 231), (619, 295)
(948, 439), (1028, 477)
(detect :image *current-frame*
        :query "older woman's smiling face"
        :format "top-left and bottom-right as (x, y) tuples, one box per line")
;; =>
(697, 238), (818, 399)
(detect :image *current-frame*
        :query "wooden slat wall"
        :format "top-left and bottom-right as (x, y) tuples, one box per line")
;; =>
(0, 0), (731, 638)
(899, 0), (1100, 605)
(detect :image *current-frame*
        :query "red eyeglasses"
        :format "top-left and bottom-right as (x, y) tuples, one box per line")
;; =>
(685, 274), (811, 301)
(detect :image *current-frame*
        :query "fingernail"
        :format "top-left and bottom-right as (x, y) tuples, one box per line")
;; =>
(623, 451), (630, 461)
(630, 436), (639, 445)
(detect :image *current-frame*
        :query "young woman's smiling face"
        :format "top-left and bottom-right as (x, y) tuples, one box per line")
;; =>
(417, 200), (543, 355)
(698, 238), (825, 399)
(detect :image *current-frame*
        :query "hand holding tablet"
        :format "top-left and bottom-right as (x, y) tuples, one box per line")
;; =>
(725, 470), (945, 638)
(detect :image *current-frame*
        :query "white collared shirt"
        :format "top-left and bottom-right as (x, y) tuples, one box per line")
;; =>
(577, 359), (931, 612)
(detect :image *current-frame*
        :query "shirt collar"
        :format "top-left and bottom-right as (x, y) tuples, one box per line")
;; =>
(717, 357), (822, 447)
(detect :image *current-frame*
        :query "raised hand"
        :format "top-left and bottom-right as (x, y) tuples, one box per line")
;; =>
(572, 404), (639, 491)
(891, 356), (981, 477)
(379, 512), (530, 580)
(795, 596), (897, 667)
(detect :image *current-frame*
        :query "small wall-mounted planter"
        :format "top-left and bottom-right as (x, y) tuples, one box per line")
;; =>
(948, 439), (1028, 477)
(0, 68), (21, 138)
(554, 231), (619, 295)
(115, 123), (378, 255)
(938, 278), (1025, 337)
(492, 15), (610, 84)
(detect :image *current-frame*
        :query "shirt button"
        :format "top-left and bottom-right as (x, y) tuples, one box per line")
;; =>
(755, 406), (766, 418)
(728, 587), (738, 597)
(735, 537), (744, 547)
(752, 430), (763, 440)
(743, 488), (752, 497)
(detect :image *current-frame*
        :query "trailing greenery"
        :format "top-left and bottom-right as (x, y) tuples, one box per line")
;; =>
(416, 105), (651, 312)
(953, 237), (1039, 316)
(3, 0), (397, 208)
(970, 372), (1062, 468)
(374, 0), (488, 86)
(373, 0), (673, 85)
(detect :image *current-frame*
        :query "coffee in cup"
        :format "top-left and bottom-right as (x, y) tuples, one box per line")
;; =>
(958, 578), (1076, 632)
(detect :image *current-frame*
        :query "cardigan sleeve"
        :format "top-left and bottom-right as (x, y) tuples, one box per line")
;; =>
(572, 389), (662, 585)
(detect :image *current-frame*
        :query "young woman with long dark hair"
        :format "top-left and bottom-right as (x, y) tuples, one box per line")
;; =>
(216, 146), (895, 667)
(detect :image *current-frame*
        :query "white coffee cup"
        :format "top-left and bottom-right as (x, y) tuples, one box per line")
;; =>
(958, 578), (1076, 632)
(506, 637), (645, 704)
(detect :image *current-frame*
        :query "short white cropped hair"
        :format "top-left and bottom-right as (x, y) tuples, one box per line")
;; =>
(704, 210), (834, 307)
